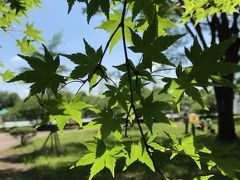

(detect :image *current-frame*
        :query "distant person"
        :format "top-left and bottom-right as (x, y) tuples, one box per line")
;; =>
(191, 123), (195, 136)
(197, 119), (205, 131)
(206, 119), (215, 134)
(183, 111), (189, 134)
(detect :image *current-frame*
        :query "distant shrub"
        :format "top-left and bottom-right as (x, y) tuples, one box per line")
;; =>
(9, 126), (37, 145)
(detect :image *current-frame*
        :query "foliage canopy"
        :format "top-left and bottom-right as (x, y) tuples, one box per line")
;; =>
(3, 0), (240, 179)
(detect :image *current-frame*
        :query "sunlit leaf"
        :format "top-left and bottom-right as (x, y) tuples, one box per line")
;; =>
(9, 45), (65, 96)
(96, 10), (134, 51)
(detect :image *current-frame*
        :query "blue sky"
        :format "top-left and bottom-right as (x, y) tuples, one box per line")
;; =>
(0, 0), (195, 98)
(0, 0), (129, 98)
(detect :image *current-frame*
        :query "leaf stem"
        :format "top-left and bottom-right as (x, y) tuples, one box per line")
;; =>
(151, 68), (176, 74)
(57, 80), (85, 91)
(75, 79), (88, 96)
(98, 19), (122, 66)
(125, 104), (133, 137)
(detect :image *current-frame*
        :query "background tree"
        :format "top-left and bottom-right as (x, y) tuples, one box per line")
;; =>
(153, 0), (240, 141)
(0, 0), (43, 82)
(0, 91), (20, 109)
(172, 1), (240, 141)
(182, 90), (217, 114)
(5, 96), (45, 121)
(9, 126), (37, 145)
(0, 0), (43, 54)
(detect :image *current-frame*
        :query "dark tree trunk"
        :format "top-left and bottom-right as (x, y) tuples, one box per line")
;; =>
(212, 13), (240, 142)
(177, 4), (240, 141)
(214, 75), (238, 142)
(214, 36), (240, 142)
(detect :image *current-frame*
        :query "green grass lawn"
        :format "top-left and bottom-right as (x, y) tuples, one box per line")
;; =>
(4, 122), (240, 180)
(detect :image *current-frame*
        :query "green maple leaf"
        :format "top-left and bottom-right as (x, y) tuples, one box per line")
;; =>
(89, 147), (121, 179)
(105, 152), (116, 177)
(103, 81), (132, 113)
(89, 156), (105, 180)
(74, 139), (123, 179)
(49, 93), (93, 132)
(87, 0), (110, 23)
(129, 22), (183, 69)
(67, 0), (85, 14)
(16, 37), (38, 55)
(9, 44), (65, 96)
(164, 132), (183, 157)
(142, 93), (170, 131)
(74, 153), (95, 167)
(181, 135), (201, 169)
(149, 142), (165, 152)
(132, 0), (155, 22)
(186, 37), (240, 86)
(193, 175), (214, 180)
(96, 10), (134, 51)
(163, 64), (205, 108)
(24, 23), (44, 42)
(211, 157), (240, 179)
(91, 109), (123, 140)
(157, 18), (178, 35)
(132, 0), (143, 21)
(136, 17), (178, 36)
(166, 133), (212, 171)
(124, 141), (155, 171)
(62, 39), (103, 81)
(103, 84), (118, 107)
(1, 70), (15, 82)
(6, 0), (26, 14)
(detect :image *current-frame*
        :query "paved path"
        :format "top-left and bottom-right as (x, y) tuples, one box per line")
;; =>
(0, 131), (50, 179)
(0, 133), (19, 152)
(0, 131), (49, 152)
(0, 132), (29, 179)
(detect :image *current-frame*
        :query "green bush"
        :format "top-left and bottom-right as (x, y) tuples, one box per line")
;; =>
(9, 126), (37, 145)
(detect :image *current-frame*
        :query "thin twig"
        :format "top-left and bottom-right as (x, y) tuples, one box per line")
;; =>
(105, 75), (118, 87)
(152, 74), (166, 78)
(57, 80), (85, 91)
(151, 68), (176, 74)
(90, 77), (103, 90)
(87, 12), (123, 91)
(125, 104), (133, 137)
(35, 94), (46, 109)
(120, 0), (167, 179)
(98, 20), (122, 66)
(75, 80), (87, 95)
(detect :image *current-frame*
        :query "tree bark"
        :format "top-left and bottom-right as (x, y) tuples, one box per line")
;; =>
(214, 36), (240, 142)
(176, 2), (240, 141)
(211, 14), (240, 142)
(214, 76), (238, 142)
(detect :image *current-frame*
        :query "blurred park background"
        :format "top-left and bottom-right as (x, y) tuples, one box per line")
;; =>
(0, 88), (240, 179)
(0, 0), (240, 179)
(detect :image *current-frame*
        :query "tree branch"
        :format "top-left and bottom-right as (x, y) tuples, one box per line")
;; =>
(125, 104), (132, 137)
(120, 1), (167, 178)
(98, 14), (122, 66)
(184, 23), (195, 39)
(231, 12), (239, 34)
(175, 9), (195, 39)
(189, 18), (207, 48)
(207, 16), (216, 44)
